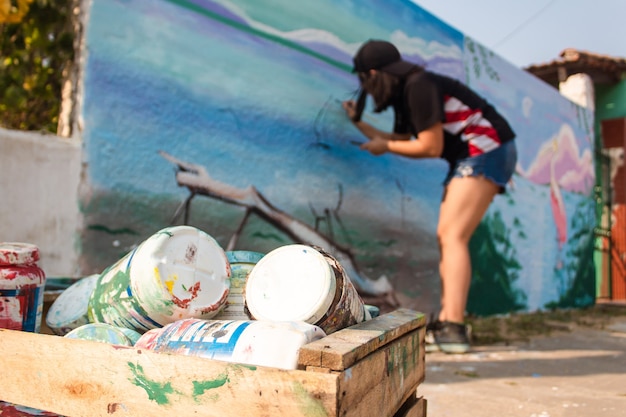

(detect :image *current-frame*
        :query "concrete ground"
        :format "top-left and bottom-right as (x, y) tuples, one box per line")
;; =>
(418, 304), (626, 417)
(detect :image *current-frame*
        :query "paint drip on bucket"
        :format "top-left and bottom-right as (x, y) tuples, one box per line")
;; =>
(0, 242), (46, 332)
(88, 225), (231, 333)
(244, 244), (370, 334)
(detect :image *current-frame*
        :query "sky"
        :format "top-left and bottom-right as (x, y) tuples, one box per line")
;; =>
(412, 0), (626, 68)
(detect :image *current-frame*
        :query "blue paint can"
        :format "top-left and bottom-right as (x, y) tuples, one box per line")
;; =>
(214, 250), (265, 321)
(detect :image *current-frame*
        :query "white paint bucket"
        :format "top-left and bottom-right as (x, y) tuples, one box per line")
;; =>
(135, 318), (325, 370)
(214, 251), (264, 321)
(46, 274), (99, 336)
(244, 244), (370, 334)
(88, 226), (231, 333)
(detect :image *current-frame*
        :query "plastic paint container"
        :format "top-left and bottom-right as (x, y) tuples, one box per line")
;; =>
(135, 318), (326, 370)
(64, 323), (140, 346)
(46, 274), (99, 336)
(244, 244), (370, 335)
(87, 257), (154, 333)
(0, 243), (46, 332)
(214, 250), (265, 321)
(365, 304), (380, 318)
(88, 226), (231, 333)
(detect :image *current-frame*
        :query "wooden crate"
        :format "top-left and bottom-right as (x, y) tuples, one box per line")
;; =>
(0, 308), (426, 417)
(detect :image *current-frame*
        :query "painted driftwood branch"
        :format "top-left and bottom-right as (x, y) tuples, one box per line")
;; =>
(159, 150), (394, 297)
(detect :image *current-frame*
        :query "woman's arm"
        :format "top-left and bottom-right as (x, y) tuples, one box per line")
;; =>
(361, 122), (444, 158)
(352, 120), (411, 141)
(342, 100), (411, 142)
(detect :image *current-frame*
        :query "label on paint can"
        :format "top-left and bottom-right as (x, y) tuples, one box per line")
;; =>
(135, 318), (326, 370)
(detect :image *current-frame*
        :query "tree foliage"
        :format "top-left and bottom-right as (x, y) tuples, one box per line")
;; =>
(467, 210), (526, 316)
(0, 0), (34, 23)
(0, 0), (75, 132)
(545, 198), (596, 309)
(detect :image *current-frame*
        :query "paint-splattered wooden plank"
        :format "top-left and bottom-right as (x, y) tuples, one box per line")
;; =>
(0, 330), (339, 417)
(337, 328), (425, 417)
(298, 308), (426, 371)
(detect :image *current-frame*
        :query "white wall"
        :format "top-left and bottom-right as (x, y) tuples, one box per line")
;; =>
(559, 73), (596, 111)
(0, 128), (82, 277)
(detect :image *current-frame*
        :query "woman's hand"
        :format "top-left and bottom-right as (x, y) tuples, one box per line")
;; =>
(360, 137), (389, 155)
(342, 100), (357, 121)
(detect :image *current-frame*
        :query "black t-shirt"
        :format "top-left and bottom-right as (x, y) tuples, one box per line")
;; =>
(393, 70), (515, 165)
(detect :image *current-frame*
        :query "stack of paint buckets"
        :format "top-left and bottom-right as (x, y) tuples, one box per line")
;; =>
(46, 225), (372, 370)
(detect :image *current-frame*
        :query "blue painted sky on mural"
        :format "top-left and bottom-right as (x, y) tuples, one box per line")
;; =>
(413, 0), (626, 68)
(84, 0), (593, 209)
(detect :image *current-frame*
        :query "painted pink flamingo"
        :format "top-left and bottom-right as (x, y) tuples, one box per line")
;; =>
(550, 139), (567, 250)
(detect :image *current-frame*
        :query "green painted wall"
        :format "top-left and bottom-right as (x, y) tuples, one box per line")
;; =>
(593, 78), (626, 298)
(596, 79), (626, 120)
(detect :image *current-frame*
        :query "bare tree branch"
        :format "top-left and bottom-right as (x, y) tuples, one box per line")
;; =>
(159, 150), (395, 297)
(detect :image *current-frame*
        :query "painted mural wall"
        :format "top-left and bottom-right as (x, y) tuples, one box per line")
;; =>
(78, 0), (596, 315)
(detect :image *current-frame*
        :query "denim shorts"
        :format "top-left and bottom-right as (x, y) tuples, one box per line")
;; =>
(443, 140), (517, 193)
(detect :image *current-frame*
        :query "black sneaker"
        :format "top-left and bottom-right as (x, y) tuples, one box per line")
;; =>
(433, 321), (471, 354)
(425, 318), (443, 352)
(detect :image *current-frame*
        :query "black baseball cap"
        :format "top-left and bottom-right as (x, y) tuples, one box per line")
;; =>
(352, 39), (416, 76)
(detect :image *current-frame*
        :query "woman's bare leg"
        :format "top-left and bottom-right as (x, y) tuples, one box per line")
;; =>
(437, 176), (499, 323)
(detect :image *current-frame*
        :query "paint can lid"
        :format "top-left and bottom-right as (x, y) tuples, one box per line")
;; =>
(64, 323), (140, 346)
(244, 244), (336, 324)
(46, 274), (100, 335)
(0, 242), (40, 266)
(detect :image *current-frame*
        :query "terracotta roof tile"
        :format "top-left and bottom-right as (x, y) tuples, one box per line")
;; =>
(524, 48), (626, 88)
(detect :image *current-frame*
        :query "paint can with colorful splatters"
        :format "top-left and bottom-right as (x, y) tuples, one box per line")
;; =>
(244, 244), (370, 335)
(213, 250), (265, 321)
(88, 225), (231, 333)
(46, 274), (99, 336)
(0, 243), (47, 332)
(64, 323), (141, 346)
(135, 318), (326, 370)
